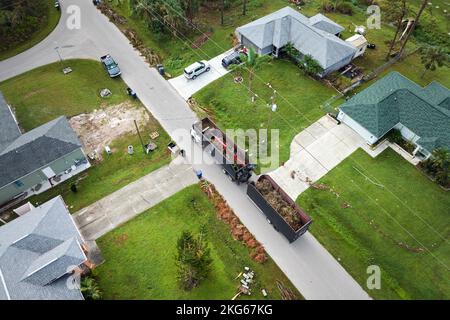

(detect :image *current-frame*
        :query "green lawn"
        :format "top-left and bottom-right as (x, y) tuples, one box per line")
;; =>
(94, 184), (301, 300)
(0, 59), (171, 211)
(297, 148), (450, 300)
(0, 59), (134, 130)
(0, 1), (61, 61)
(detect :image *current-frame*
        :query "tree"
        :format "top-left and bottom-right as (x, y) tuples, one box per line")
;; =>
(131, 0), (186, 36)
(398, 0), (428, 57)
(380, 0), (408, 60)
(432, 148), (450, 187)
(419, 46), (449, 78)
(300, 55), (324, 76)
(230, 47), (271, 99)
(0, 0), (48, 52)
(176, 229), (212, 291)
(242, 0), (247, 16)
(81, 277), (102, 300)
(180, 0), (201, 25)
(283, 42), (300, 61)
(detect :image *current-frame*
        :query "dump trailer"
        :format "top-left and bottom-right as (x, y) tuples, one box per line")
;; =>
(247, 175), (312, 242)
(191, 117), (255, 184)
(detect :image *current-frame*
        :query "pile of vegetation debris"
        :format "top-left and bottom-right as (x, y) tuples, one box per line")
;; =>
(200, 181), (267, 264)
(255, 179), (303, 231)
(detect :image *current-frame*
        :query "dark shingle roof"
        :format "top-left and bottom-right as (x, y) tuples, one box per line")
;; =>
(0, 196), (86, 300)
(340, 72), (450, 152)
(0, 116), (82, 188)
(0, 92), (21, 150)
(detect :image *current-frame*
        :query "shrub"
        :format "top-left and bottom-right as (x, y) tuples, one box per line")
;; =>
(321, 0), (334, 12)
(70, 183), (78, 193)
(81, 277), (102, 300)
(336, 2), (354, 15)
(386, 129), (403, 145)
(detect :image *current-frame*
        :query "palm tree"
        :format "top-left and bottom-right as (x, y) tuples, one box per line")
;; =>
(247, 48), (272, 97)
(231, 47), (271, 100)
(81, 277), (102, 300)
(380, 0), (408, 60)
(431, 148), (450, 170)
(419, 46), (449, 78)
(398, 0), (428, 57)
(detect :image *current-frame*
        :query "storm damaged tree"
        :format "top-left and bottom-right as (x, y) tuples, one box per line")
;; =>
(398, 0), (429, 57)
(380, 0), (408, 60)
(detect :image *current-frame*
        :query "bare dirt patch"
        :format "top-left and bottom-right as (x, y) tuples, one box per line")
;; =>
(69, 102), (150, 161)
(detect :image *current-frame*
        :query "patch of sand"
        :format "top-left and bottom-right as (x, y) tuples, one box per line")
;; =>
(69, 102), (150, 161)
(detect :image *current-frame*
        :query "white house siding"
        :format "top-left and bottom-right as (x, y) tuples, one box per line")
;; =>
(337, 110), (378, 144)
(394, 123), (420, 143)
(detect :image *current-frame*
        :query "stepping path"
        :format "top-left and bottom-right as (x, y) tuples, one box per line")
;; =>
(73, 159), (197, 240)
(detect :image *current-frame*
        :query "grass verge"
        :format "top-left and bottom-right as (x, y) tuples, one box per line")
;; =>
(297, 148), (450, 299)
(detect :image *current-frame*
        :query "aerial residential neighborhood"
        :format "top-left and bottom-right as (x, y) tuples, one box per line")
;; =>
(0, 0), (448, 308)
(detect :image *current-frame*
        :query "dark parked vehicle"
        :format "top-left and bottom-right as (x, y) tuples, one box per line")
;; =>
(247, 175), (312, 242)
(221, 51), (243, 69)
(100, 54), (121, 78)
(191, 117), (255, 184)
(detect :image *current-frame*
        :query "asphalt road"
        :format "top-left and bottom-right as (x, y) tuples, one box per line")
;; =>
(0, 0), (371, 300)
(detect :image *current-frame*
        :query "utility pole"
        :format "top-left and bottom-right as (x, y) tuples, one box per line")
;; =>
(134, 120), (146, 153)
(243, 0), (247, 16)
(54, 46), (65, 69)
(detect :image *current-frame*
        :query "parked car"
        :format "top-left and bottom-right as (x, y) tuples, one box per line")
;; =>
(100, 54), (121, 78)
(221, 51), (243, 69)
(184, 60), (210, 80)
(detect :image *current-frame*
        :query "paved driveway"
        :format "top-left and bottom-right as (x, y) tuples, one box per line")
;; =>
(269, 115), (368, 199)
(73, 159), (197, 240)
(168, 49), (233, 100)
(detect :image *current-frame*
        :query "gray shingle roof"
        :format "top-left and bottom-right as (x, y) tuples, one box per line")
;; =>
(309, 13), (345, 35)
(0, 92), (21, 150)
(0, 196), (86, 300)
(340, 72), (450, 153)
(236, 6), (356, 69)
(0, 116), (82, 188)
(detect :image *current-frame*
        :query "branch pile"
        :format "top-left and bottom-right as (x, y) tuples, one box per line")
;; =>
(200, 181), (267, 264)
(255, 179), (302, 231)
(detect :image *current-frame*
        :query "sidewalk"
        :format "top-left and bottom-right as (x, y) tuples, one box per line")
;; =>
(74, 159), (197, 240)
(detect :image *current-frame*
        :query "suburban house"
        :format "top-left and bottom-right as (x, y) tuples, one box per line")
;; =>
(235, 6), (358, 76)
(337, 72), (450, 159)
(0, 92), (90, 207)
(0, 196), (87, 300)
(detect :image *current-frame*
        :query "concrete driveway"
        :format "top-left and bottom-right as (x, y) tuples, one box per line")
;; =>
(168, 49), (233, 100)
(269, 115), (368, 200)
(73, 159), (197, 240)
